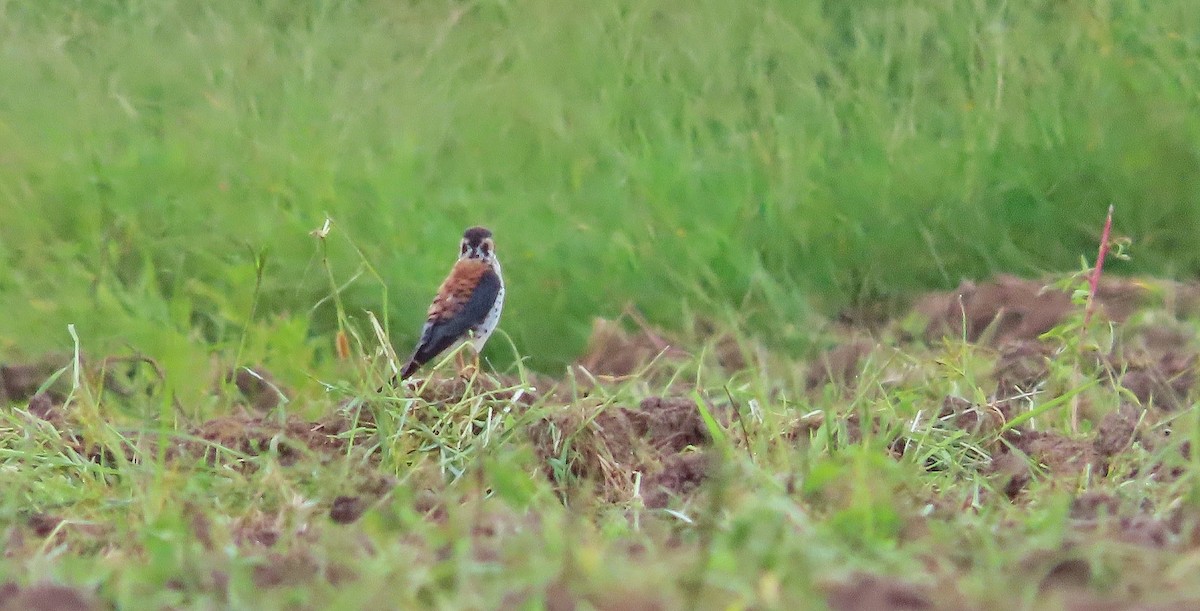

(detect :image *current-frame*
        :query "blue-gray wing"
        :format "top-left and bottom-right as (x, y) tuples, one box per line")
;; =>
(400, 268), (502, 379)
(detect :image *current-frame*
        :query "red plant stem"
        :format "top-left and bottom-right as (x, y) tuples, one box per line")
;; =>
(1083, 205), (1114, 328)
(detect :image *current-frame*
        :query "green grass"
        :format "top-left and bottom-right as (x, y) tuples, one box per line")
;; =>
(3, 1), (1200, 609)
(2, 0), (1199, 371)
(2, 292), (1200, 609)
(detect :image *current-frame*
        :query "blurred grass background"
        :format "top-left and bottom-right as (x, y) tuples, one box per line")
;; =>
(1, 0), (1198, 380)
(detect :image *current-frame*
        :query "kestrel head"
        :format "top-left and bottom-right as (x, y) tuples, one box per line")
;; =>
(459, 226), (496, 261)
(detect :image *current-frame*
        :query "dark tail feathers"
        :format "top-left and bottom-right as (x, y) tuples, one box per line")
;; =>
(398, 358), (421, 381)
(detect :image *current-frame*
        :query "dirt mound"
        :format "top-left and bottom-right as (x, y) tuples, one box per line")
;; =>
(530, 396), (714, 505)
(1094, 403), (1142, 458)
(1114, 352), (1196, 412)
(805, 341), (875, 390)
(641, 452), (710, 509)
(183, 413), (351, 467)
(917, 275), (1199, 412)
(822, 573), (938, 611)
(575, 314), (689, 377)
(1012, 431), (1100, 477)
(625, 397), (710, 454)
(247, 550), (354, 589)
(226, 366), (290, 411)
(938, 396), (1004, 437)
(0, 582), (100, 611)
(993, 340), (1055, 397)
(803, 273), (1200, 507)
(403, 372), (542, 406)
(1, 356), (72, 403)
(916, 275), (1154, 344)
(329, 495), (368, 525)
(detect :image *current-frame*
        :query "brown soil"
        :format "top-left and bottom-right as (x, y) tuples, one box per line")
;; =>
(227, 366), (290, 411)
(806, 340), (875, 390)
(251, 551), (320, 588)
(915, 275), (1153, 344)
(1067, 492), (1175, 548)
(1036, 557), (1093, 593)
(993, 340), (1055, 398)
(1115, 351), (1196, 412)
(626, 397), (711, 453)
(1011, 431), (1100, 477)
(530, 396), (714, 504)
(939, 396), (1005, 437)
(232, 516), (281, 548)
(641, 452), (710, 509)
(0, 582), (100, 611)
(6, 273), (1200, 609)
(575, 314), (689, 378)
(0, 356), (71, 403)
(807, 275), (1200, 499)
(183, 413), (350, 467)
(1094, 403), (1141, 458)
(404, 371), (544, 406)
(822, 573), (938, 611)
(329, 495), (367, 525)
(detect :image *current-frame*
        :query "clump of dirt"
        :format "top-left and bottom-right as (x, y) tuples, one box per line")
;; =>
(625, 397), (710, 453)
(233, 516), (280, 549)
(1015, 432), (1100, 477)
(529, 402), (638, 498)
(1069, 491), (1122, 520)
(25, 393), (60, 422)
(1114, 351), (1196, 412)
(530, 396), (714, 504)
(575, 315), (689, 377)
(27, 514), (62, 538)
(993, 340), (1055, 398)
(805, 341), (875, 390)
(1067, 492), (1173, 549)
(1113, 516), (1172, 548)
(1094, 403), (1142, 458)
(938, 396), (1004, 437)
(0, 356), (72, 403)
(642, 452), (710, 509)
(1037, 557), (1093, 593)
(0, 582), (100, 611)
(226, 366), (289, 411)
(181, 413), (351, 467)
(916, 275), (1074, 344)
(186, 505), (215, 551)
(916, 275), (1151, 344)
(986, 431), (1100, 499)
(251, 551), (320, 588)
(822, 573), (936, 611)
(406, 372), (542, 406)
(329, 496), (367, 525)
(5, 512), (109, 558)
(987, 450), (1033, 500)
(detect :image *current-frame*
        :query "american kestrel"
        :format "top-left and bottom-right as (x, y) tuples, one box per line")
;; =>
(398, 226), (505, 380)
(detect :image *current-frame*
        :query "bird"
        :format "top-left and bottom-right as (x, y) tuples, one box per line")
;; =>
(398, 226), (505, 380)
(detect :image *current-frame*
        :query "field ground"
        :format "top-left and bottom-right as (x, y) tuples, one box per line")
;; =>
(4, 272), (1200, 609)
(4, 1), (1200, 610)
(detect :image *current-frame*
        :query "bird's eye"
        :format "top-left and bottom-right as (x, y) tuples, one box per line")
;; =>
(460, 242), (468, 255)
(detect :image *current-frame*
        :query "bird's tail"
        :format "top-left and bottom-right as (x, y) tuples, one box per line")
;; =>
(398, 358), (420, 381)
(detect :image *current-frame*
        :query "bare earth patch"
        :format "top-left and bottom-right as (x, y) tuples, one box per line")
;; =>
(6, 273), (1200, 608)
